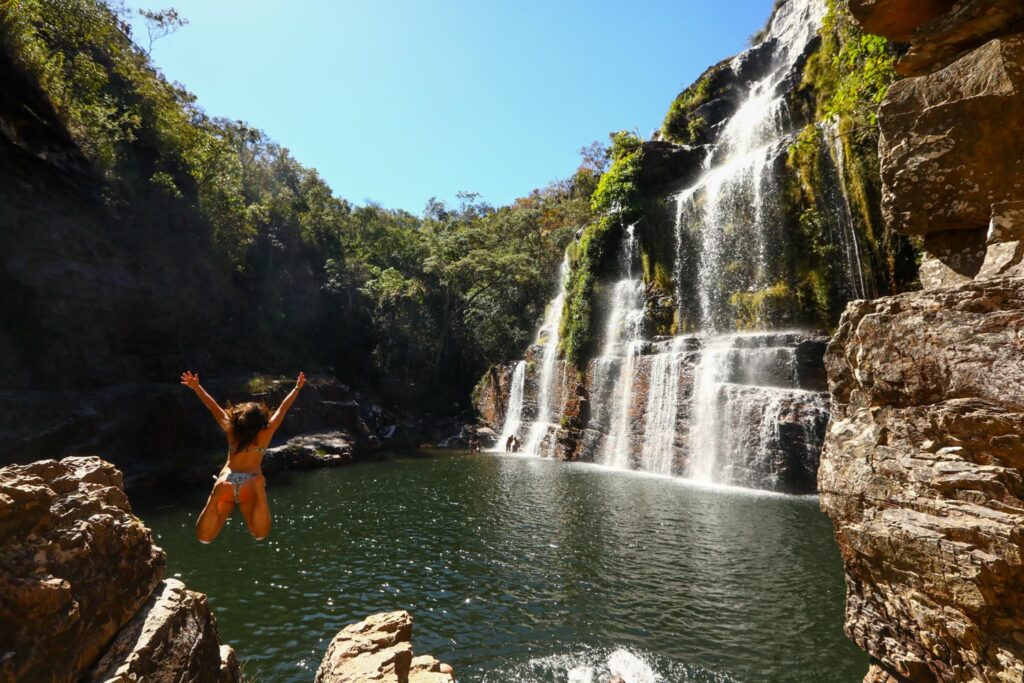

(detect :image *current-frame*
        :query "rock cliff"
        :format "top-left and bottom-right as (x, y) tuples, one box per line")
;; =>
(821, 1), (1024, 681)
(0, 456), (239, 682)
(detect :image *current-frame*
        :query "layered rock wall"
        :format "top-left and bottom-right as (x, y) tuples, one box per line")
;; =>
(821, 280), (1024, 682)
(0, 456), (238, 682)
(823, 2), (1024, 680)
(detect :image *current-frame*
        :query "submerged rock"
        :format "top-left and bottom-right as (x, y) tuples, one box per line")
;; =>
(315, 610), (454, 683)
(0, 456), (237, 683)
(820, 278), (1024, 682)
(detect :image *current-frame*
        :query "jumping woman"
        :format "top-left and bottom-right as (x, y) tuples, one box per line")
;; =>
(181, 370), (306, 543)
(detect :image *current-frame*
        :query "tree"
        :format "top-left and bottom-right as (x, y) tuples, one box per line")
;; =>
(138, 7), (187, 53)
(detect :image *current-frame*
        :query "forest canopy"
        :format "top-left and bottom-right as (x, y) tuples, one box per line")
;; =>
(0, 0), (604, 403)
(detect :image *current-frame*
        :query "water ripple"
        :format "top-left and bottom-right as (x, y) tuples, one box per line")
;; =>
(137, 450), (865, 682)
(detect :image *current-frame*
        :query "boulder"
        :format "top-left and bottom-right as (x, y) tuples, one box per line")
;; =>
(88, 579), (240, 683)
(820, 277), (1024, 682)
(879, 34), (1024, 238)
(262, 430), (355, 473)
(315, 611), (454, 683)
(0, 456), (238, 683)
(0, 456), (165, 682)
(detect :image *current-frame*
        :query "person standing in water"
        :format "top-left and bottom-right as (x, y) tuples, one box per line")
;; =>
(181, 370), (305, 543)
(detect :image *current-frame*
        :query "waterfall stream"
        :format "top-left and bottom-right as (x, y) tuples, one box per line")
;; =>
(595, 225), (644, 469)
(493, 0), (851, 494)
(496, 360), (527, 450)
(521, 253), (571, 456)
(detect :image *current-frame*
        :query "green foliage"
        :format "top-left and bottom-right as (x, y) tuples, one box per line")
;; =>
(661, 75), (712, 144)
(804, 0), (896, 126)
(559, 217), (619, 368)
(0, 0), (590, 404)
(590, 131), (643, 215)
(245, 374), (283, 395)
(729, 281), (795, 331)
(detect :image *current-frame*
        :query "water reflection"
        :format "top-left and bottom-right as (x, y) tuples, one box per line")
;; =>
(137, 451), (863, 682)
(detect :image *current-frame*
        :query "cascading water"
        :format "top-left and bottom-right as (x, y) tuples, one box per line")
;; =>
(676, 0), (827, 329)
(820, 117), (871, 301)
(595, 225), (644, 469)
(639, 337), (687, 475)
(671, 0), (831, 488)
(495, 360), (526, 450)
(522, 253), (571, 456)
(490, 0), (855, 493)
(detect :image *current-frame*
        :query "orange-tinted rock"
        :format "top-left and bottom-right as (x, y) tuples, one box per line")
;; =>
(879, 35), (1024, 237)
(0, 457), (165, 682)
(848, 0), (954, 43)
(849, 0), (1024, 75)
(820, 278), (1024, 682)
(0, 456), (238, 683)
(315, 611), (453, 683)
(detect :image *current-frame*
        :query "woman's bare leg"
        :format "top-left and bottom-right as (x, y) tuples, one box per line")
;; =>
(239, 477), (271, 540)
(196, 482), (234, 543)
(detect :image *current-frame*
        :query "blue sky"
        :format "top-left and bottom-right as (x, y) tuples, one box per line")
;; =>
(130, 1), (772, 214)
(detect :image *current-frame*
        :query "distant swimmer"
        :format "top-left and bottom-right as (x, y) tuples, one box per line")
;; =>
(181, 370), (305, 543)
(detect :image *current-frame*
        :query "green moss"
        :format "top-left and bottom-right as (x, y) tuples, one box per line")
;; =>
(729, 281), (795, 330)
(559, 217), (620, 368)
(591, 131), (643, 216)
(661, 75), (713, 144)
(245, 374), (283, 394)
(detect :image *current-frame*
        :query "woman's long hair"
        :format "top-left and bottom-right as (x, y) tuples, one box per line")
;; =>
(223, 401), (270, 453)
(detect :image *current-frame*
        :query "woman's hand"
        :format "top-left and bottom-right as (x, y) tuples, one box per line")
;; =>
(295, 371), (306, 390)
(180, 371), (201, 390)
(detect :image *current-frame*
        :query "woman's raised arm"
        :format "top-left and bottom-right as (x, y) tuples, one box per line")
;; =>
(268, 372), (305, 433)
(181, 371), (228, 428)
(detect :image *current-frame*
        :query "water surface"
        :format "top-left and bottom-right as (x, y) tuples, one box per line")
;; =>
(137, 450), (865, 682)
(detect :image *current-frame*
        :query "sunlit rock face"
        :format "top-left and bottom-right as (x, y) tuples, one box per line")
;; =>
(821, 279), (1024, 683)
(880, 35), (1024, 238)
(315, 610), (454, 683)
(0, 456), (238, 683)
(821, 2), (1024, 681)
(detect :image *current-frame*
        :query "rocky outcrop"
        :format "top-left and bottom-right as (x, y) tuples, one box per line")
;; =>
(820, 278), (1024, 682)
(861, 0), (1024, 292)
(0, 456), (238, 683)
(850, 0), (1024, 76)
(824, 4), (1024, 680)
(473, 362), (516, 431)
(89, 579), (240, 683)
(879, 35), (1024, 238)
(315, 611), (454, 683)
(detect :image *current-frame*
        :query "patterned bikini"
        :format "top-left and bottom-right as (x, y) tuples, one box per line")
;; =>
(216, 446), (267, 503)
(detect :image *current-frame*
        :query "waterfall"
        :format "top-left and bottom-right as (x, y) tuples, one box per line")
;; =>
(596, 225), (644, 469)
(490, 0), (845, 494)
(675, 0), (827, 330)
(686, 333), (829, 487)
(495, 360), (526, 450)
(522, 253), (571, 456)
(639, 337), (686, 475)
(821, 117), (870, 300)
